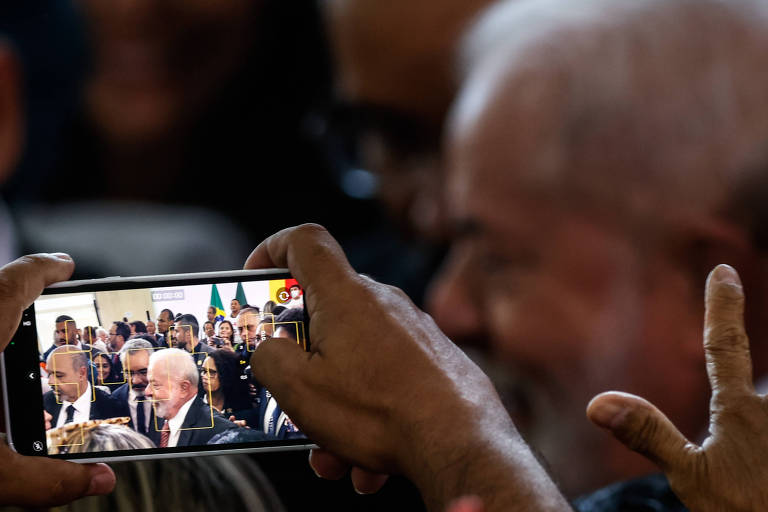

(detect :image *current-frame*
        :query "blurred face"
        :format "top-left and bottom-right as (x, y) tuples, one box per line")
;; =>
(108, 324), (125, 351)
(257, 321), (274, 338)
(207, 307), (215, 322)
(200, 356), (220, 394)
(47, 354), (87, 403)
(94, 355), (112, 384)
(82, 327), (96, 345)
(230, 300), (241, 316)
(146, 321), (156, 335)
(78, 0), (256, 146)
(55, 320), (78, 345)
(218, 322), (232, 340)
(322, 0), (494, 238)
(204, 322), (215, 338)
(129, 323), (137, 334)
(126, 350), (150, 396)
(173, 322), (191, 350)
(156, 312), (172, 333)
(0, 44), (22, 183)
(426, 74), (709, 494)
(289, 286), (301, 299)
(237, 312), (261, 351)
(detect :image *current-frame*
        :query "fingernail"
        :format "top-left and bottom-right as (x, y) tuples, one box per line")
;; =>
(50, 253), (73, 262)
(308, 452), (322, 479)
(85, 464), (115, 496)
(711, 264), (740, 286)
(590, 401), (627, 430)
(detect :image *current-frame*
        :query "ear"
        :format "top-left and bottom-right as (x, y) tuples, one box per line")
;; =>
(0, 42), (22, 183)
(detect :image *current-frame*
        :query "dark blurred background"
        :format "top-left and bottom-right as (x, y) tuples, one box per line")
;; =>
(0, 0), (436, 509)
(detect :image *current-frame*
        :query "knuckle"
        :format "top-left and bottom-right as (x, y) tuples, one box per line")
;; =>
(622, 407), (659, 456)
(706, 324), (748, 351)
(292, 223), (329, 240)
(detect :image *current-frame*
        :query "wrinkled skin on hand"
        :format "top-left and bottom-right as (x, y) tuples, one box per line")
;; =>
(0, 254), (115, 507)
(589, 264), (768, 512)
(245, 224), (567, 511)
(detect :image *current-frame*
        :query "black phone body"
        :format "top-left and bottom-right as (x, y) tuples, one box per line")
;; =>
(1, 269), (313, 462)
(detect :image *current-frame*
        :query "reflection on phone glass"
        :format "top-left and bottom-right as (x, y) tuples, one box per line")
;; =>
(34, 276), (308, 457)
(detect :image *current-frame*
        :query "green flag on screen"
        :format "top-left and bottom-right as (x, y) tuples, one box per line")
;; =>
(235, 282), (248, 307)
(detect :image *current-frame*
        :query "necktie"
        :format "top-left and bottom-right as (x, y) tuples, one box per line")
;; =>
(159, 419), (170, 448)
(136, 399), (146, 435)
(65, 404), (76, 424)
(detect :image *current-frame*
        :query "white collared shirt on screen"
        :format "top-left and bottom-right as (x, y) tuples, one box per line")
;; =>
(129, 387), (152, 433)
(55, 382), (92, 428)
(166, 395), (197, 448)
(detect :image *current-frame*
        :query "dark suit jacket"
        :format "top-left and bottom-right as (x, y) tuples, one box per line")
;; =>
(112, 383), (154, 437)
(44, 386), (125, 426)
(149, 396), (237, 448)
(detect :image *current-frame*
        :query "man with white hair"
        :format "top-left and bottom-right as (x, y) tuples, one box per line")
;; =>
(145, 348), (237, 447)
(423, 0), (768, 497)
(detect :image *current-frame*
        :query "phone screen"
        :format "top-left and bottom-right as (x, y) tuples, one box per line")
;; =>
(2, 270), (312, 460)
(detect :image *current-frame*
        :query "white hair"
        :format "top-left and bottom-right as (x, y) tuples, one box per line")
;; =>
(456, 0), (768, 231)
(148, 348), (199, 387)
(119, 339), (154, 368)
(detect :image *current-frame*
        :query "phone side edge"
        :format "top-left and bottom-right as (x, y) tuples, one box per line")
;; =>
(46, 268), (291, 290)
(65, 442), (318, 464)
(0, 353), (17, 453)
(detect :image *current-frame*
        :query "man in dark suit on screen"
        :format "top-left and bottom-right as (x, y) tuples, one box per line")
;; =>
(112, 339), (156, 438)
(44, 346), (125, 429)
(145, 348), (237, 447)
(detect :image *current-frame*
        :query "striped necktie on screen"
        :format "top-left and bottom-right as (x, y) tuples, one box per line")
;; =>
(159, 419), (170, 448)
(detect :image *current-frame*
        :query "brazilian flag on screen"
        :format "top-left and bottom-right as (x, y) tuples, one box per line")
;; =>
(210, 284), (226, 322)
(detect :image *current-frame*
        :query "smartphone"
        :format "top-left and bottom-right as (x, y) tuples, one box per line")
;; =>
(1, 269), (313, 462)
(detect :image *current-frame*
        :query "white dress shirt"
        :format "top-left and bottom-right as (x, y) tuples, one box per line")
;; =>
(55, 383), (92, 428)
(167, 395), (197, 448)
(129, 388), (151, 433)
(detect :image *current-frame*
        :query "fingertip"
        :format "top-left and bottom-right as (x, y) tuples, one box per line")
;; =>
(587, 392), (629, 430)
(309, 449), (348, 480)
(351, 468), (389, 495)
(49, 252), (73, 263)
(708, 264), (741, 287)
(446, 495), (485, 512)
(84, 463), (115, 496)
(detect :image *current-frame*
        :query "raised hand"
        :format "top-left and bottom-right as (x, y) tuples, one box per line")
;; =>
(588, 264), (768, 511)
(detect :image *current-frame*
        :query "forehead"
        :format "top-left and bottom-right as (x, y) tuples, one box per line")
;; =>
(238, 313), (259, 326)
(127, 350), (150, 365)
(445, 58), (570, 231)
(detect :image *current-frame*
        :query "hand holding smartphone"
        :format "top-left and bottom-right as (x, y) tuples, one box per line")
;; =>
(2, 268), (313, 462)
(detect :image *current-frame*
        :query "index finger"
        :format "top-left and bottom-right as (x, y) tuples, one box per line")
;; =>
(703, 264), (754, 403)
(0, 253), (74, 350)
(243, 224), (358, 302)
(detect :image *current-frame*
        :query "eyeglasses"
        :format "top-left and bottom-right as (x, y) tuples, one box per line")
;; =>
(304, 101), (443, 200)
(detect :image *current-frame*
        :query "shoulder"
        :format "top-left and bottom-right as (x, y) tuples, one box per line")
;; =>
(573, 474), (687, 512)
(112, 383), (129, 400)
(42, 390), (58, 408)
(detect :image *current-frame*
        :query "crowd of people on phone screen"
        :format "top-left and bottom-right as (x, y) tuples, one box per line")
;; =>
(38, 296), (307, 454)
